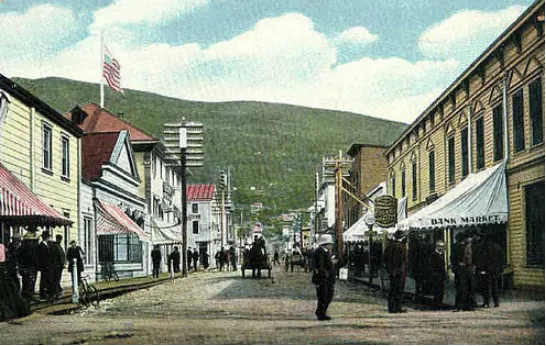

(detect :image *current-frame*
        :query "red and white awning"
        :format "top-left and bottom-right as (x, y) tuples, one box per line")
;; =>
(0, 162), (72, 226)
(95, 199), (149, 241)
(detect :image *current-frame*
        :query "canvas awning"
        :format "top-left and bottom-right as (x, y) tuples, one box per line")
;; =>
(397, 161), (508, 231)
(0, 162), (72, 227)
(343, 197), (407, 242)
(151, 218), (181, 245)
(95, 199), (149, 241)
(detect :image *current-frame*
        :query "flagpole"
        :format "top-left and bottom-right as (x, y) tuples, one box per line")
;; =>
(100, 31), (105, 108)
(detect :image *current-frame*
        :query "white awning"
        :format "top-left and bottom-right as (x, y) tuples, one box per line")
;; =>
(151, 219), (181, 245)
(398, 161), (508, 231)
(343, 196), (407, 242)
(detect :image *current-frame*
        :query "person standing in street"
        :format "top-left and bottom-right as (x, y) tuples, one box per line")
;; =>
(36, 231), (53, 300)
(66, 240), (84, 285)
(383, 230), (408, 313)
(51, 235), (66, 299)
(429, 240), (447, 310)
(19, 230), (39, 299)
(192, 249), (199, 271)
(273, 250), (280, 266)
(7, 234), (22, 293)
(480, 234), (504, 308)
(187, 247), (193, 272)
(168, 247), (181, 273)
(455, 231), (475, 311)
(151, 244), (162, 279)
(203, 249), (210, 270)
(312, 234), (336, 321)
(230, 245), (237, 271)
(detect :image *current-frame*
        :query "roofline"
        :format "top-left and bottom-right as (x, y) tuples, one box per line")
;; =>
(385, 0), (544, 156)
(347, 143), (390, 157)
(0, 74), (84, 137)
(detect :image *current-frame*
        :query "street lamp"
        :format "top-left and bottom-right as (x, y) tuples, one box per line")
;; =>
(363, 211), (375, 288)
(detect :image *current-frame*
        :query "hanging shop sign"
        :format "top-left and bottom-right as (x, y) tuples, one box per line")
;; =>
(374, 195), (398, 228)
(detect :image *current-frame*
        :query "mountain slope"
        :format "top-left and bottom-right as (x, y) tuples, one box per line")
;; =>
(13, 77), (407, 214)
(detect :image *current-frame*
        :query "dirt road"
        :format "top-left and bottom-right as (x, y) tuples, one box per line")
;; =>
(0, 267), (543, 344)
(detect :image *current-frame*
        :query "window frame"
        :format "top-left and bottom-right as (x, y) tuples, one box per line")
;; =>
(512, 88), (525, 153)
(475, 116), (485, 170)
(61, 135), (70, 179)
(460, 127), (469, 178)
(529, 77), (544, 146)
(42, 123), (53, 171)
(411, 160), (417, 201)
(192, 203), (198, 214)
(83, 216), (92, 265)
(192, 220), (199, 234)
(428, 150), (436, 193)
(492, 103), (504, 162)
(447, 135), (456, 183)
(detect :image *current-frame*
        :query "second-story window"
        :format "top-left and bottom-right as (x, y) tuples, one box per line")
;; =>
(42, 124), (53, 171)
(448, 136), (455, 183)
(493, 104), (504, 161)
(412, 161), (417, 201)
(476, 117), (485, 170)
(61, 136), (70, 178)
(512, 89), (525, 153)
(192, 203), (198, 213)
(401, 169), (406, 197)
(153, 155), (158, 178)
(529, 78), (543, 146)
(192, 220), (199, 234)
(390, 172), (396, 197)
(461, 128), (469, 178)
(429, 150), (435, 193)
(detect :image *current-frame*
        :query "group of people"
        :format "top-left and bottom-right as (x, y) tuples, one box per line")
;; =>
(215, 245), (237, 272)
(312, 226), (505, 320)
(150, 245), (212, 278)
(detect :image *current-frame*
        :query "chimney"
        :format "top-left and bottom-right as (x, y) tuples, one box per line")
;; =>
(70, 106), (87, 125)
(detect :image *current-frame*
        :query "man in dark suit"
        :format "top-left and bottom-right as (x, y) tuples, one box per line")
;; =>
(429, 240), (447, 310)
(51, 234), (66, 299)
(36, 231), (52, 299)
(383, 230), (408, 313)
(312, 234), (336, 321)
(480, 234), (504, 307)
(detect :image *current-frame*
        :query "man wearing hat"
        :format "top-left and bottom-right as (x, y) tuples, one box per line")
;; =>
(383, 230), (408, 313)
(312, 234), (336, 321)
(19, 230), (39, 299)
(429, 240), (447, 310)
(7, 234), (22, 291)
(66, 240), (84, 285)
(35, 230), (53, 299)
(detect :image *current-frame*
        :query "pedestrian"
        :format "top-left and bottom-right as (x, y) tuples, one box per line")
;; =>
(312, 234), (336, 321)
(7, 234), (22, 292)
(66, 240), (84, 285)
(192, 249), (199, 271)
(218, 247), (225, 271)
(19, 230), (39, 299)
(230, 245), (237, 270)
(429, 240), (447, 310)
(187, 247), (193, 272)
(203, 249), (210, 270)
(36, 231), (53, 299)
(51, 234), (66, 299)
(473, 232), (487, 306)
(450, 232), (464, 309)
(479, 234), (504, 308)
(454, 231), (475, 311)
(273, 250), (280, 266)
(215, 250), (221, 270)
(410, 232), (430, 303)
(383, 230), (408, 313)
(151, 244), (161, 278)
(168, 246), (181, 273)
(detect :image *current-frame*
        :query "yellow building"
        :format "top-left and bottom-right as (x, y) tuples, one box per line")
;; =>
(0, 74), (82, 249)
(385, 2), (544, 288)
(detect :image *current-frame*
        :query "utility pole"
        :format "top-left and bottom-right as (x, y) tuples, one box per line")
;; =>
(335, 150), (343, 262)
(314, 171), (319, 241)
(181, 145), (188, 277)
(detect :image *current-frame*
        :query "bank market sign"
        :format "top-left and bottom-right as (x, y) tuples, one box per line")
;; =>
(374, 195), (398, 228)
(428, 213), (507, 227)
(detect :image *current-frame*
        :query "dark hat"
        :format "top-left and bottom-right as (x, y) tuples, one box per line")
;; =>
(70, 240), (77, 245)
(41, 230), (50, 239)
(55, 234), (63, 240)
(394, 230), (405, 239)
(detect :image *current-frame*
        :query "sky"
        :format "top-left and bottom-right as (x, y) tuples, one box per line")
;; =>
(0, 0), (535, 124)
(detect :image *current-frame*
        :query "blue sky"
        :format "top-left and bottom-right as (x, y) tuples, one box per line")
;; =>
(0, 0), (535, 123)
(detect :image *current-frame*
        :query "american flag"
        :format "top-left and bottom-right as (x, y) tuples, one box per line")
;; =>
(103, 45), (123, 93)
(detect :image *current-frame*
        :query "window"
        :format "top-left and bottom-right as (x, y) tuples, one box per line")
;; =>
(98, 233), (142, 263)
(401, 169), (406, 197)
(160, 161), (163, 180)
(42, 124), (53, 170)
(461, 128), (469, 178)
(428, 151), (435, 192)
(63, 212), (70, 250)
(448, 136), (455, 183)
(476, 117), (485, 169)
(390, 172), (396, 197)
(192, 220), (199, 234)
(525, 180), (544, 267)
(412, 161), (417, 201)
(192, 203), (198, 213)
(153, 155), (158, 178)
(512, 89), (525, 153)
(529, 78), (543, 145)
(61, 136), (70, 178)
(493, 105), (504, 161)
(84, 217), (92, 265)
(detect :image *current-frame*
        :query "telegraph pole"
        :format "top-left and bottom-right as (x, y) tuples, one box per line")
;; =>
(335, 150), (343, 262)
(181, 145), (188, 277)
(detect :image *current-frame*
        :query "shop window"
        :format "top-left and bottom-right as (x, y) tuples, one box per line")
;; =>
(61, 136), (70, 178)
(512, 89), (525, 153)
(461, 128), (469, 178)
(476, 117), (485, 169)
(401, 169), (406, 197)
(493, 104), (504, 161)
(83, 217), (92, 265)
(526, 180), (545, 267)
(192, 220), (199, 234)
(98, 233), (142, 263)
(448, 136), (455, 183)
(529, 78), (543, 146)
(42, 123), (53, 171)
(428, 151), (435, 192)
(412, 161), (417, 201)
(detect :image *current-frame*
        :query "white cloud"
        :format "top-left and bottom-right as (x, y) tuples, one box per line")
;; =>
(418, 5), (526, 63)
(0, 5), (80, 61)
(92, 0), (209, 31)
(334, 26), (378, 46)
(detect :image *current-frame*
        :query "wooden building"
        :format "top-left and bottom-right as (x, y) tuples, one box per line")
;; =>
(385, 1), (544, 288)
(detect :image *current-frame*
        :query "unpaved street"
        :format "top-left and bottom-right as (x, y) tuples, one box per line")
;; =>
(0, 267), (543, 344)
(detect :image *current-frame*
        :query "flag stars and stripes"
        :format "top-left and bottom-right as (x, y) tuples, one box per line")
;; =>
(103, 45), (123, 93)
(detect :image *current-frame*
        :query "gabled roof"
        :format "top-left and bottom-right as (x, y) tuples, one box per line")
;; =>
(187, 184), (216, 201)
(64, 102), (158, 142)
(82, 132), (120, 181)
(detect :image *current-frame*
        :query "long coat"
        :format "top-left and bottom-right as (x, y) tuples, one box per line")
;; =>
(313, 246), (336, 286)
(383, 240), (407, 277)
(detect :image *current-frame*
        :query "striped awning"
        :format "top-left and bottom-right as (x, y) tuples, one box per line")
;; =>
(0, 162), (72, 226)
(94, 199), (149, 241)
